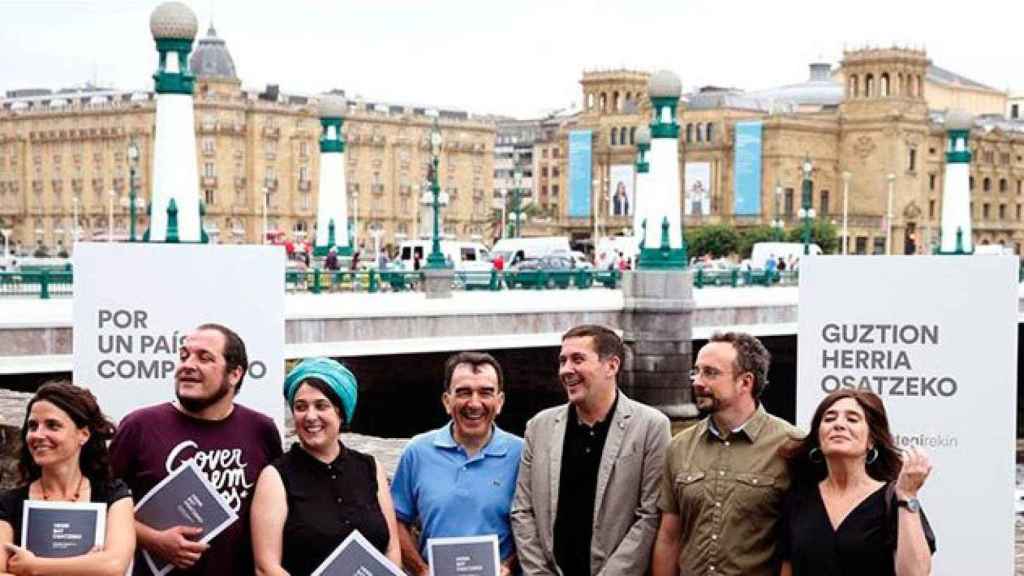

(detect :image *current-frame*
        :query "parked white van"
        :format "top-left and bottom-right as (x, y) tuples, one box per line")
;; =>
(750, 241), (821, 269)
(491, 236), (571, 266)
(396, 240), (492, 271)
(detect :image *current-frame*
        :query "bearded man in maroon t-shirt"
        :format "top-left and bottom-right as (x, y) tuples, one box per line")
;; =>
(110, 323), (282, 575)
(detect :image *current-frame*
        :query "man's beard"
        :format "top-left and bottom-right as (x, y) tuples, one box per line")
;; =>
(694, 394), (720, 416)
(176, 371), (233, 413)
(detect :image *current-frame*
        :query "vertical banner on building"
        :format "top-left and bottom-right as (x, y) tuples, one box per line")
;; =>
(684, 162), (711, 216)
(73, 243), (285, 431)
(797, 256), (1017, 576)
(568, 130), (593, 218)
(608, 164), (635, 217)
(733, 120), (763, 215)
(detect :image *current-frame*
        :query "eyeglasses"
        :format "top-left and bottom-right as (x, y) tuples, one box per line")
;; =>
(689, 366), (731, 381)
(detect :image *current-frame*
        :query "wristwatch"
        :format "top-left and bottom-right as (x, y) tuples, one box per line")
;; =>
(896, 497), (921, 513)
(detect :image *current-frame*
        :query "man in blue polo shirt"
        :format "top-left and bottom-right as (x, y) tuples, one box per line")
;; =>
(391, 351), (524, 576)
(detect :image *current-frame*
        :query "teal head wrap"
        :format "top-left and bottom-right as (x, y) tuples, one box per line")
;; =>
(283, 357), (358, 424)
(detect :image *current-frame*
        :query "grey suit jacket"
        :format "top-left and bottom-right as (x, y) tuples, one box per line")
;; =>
(511, 391), (671, 576)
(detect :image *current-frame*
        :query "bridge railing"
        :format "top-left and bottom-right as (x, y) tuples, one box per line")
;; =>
(0, 266), (812, 299)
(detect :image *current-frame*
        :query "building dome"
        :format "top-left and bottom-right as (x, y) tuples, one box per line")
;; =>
(149, 2), (198, 41)
(318, 95), (347, 119)
(635, 125), (651, 145)
(743, 63), (843, 108)
(190, 25), (237, 80)
(648, 70), (682, 99)
(944, 108), (974, 131)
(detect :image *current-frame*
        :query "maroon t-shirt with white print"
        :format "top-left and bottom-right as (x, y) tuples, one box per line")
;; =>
(110, 402), (282, 575)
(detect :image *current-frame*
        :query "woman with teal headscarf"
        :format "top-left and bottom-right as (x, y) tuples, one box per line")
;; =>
(250, 358), (400, 575)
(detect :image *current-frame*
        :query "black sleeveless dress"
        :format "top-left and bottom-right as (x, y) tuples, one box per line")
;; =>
(274, 443), (390, 575)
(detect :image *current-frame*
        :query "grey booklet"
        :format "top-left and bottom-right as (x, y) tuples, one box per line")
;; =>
(133, 460), (237, 576)
(427, 535), (500, 576)
(311, 529), (403, 576)
(21, 500), (106, 558)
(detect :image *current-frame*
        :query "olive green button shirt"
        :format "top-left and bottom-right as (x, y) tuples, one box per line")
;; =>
(658, 406), (801, 576)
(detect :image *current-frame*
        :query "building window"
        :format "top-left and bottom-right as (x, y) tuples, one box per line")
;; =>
(983, 203), (990, 219)
(784, 188), (794, 215)
(552, 167), (560, 178)
(204, 163), (215, 178)
(865, 74), (874, 97)
(705, 123), (713, 142)
(872, 237), (885, 255)
(610, 128), (617, 146)
(983, 177), (991, 192)
(299, 141), (309, 157)
(929, 174), (936, 191)
(1000, 178), (1008, 193)
(907, 148), (916, 172)
(1013, 104), (1020, 119)
(686, 124), (693, 143)
(999, 204), (1006, 220)
(695, 123), (703, 142)
(630, 127), (637, 145)
(820, 190), (830, 215)
(929, 199), (936, 219)
(854, 236), (868, 254)
(551, 184), (559, 198)
(880, 73), (890, 97)
(299, 166), (309, 181)
(541, 167), (548, 178)
(204, 189), (215, 206)
(202, 138), (214, 154)
(1017, 205), (1022, 221)
(970, 176), (975, 191)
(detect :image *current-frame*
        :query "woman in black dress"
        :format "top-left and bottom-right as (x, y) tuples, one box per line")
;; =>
(250, 357), (400, 575)
(779, 389), (935, 576)
(0, 382), (135, 575)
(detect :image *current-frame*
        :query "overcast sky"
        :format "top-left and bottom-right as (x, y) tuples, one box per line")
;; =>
(1, 0), (1020, 118)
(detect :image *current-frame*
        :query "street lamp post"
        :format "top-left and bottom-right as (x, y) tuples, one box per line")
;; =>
(772, 181), (784, 240)
(426, 120), (447, 269)
(885, 173), (895, 255)
(592, 177), (600, 249)
(127, 142), (140, 242)
(499, 189), (507, 240)
(107, 189), (115, 242)
(511, 164), (523, 238)
(799, 157), (815, 255)
(841, 171), (851, 255)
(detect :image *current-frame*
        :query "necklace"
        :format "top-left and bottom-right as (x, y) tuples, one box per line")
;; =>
(41, 474), (85, 502)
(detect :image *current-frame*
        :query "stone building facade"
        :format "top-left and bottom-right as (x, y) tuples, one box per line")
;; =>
(0, 26), (494, 255)
(549, 49), (1024, 255)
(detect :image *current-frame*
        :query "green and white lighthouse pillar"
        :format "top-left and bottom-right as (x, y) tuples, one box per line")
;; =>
(314, 96), (351, 257)
(638, 70), (686, 269)
(145, 2), (205, 243)
(632, 125), (651, 247)
(620, 69), (697, 423)
(938, 109), (975, 254)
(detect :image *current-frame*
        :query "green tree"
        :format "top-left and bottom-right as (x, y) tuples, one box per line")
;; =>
(685, 224), (739, 259)
(737, 225), (778, 259)
(786, 219), (839, 253)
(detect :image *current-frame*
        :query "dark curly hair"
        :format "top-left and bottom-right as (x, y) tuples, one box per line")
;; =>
(781, 389), (903, 487)
(709, 331), (771, 398)
(19, 382), (117, 486)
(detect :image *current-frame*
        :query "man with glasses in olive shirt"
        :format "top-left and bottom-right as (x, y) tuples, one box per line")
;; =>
(512, 324), (670, 575)
(652, 332), (800, 576)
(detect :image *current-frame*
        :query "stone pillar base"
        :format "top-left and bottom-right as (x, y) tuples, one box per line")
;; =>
(422, 268), (454, 299)
(621, 269), (698, 421)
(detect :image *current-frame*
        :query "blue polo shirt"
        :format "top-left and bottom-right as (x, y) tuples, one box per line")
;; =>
(390, 422), (523, 560)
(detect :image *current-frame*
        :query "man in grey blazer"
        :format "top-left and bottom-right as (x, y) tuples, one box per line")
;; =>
(511, 324), (671, 575)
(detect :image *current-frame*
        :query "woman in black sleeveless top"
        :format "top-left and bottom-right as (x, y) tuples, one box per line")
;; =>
(251, 358), (400, 574)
